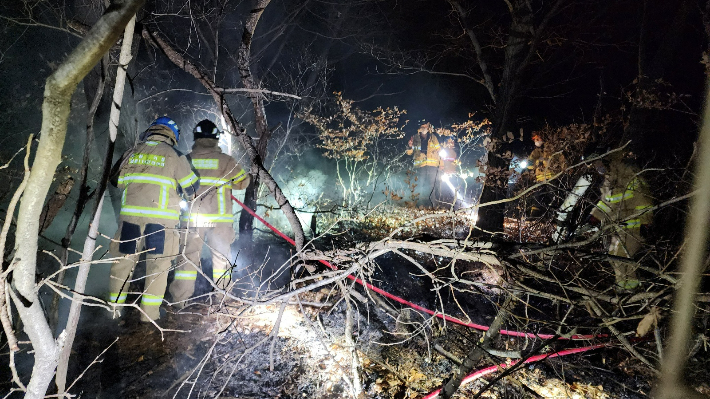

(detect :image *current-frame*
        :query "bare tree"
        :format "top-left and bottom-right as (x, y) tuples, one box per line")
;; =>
(8, 1), (144, 396)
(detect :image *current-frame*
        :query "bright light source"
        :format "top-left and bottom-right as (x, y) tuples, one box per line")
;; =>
(439, 149), (448, 158)
(179, 200), (188, 211)
(519, 160), (528, 169)
(441, 173), (457, 195)
(218, 114), (232, 154)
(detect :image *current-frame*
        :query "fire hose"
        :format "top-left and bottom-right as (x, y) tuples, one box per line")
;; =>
(228, 196), (643, 398)
(230, 195), (606, 341)
(421, 344), (607, 399)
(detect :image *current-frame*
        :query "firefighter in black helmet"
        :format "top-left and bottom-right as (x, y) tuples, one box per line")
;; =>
(169, 119), (250, 306)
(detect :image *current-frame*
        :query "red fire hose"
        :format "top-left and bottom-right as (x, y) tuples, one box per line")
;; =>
(231, 195), (605, 340)
(230, 197), (628, 398)
(421, 344), (607, 399)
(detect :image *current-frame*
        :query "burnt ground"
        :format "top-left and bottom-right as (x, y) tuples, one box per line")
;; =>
(34, 288), (662, 399)
(3, 259), (690, 399)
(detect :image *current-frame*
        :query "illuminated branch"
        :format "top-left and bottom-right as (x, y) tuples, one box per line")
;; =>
(217, 87), (302, 100)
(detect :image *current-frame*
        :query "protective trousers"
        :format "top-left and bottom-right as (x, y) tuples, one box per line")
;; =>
(169, 224), (235, 305)
(108, 220), (179, 322)
(418, 166), (440, 207)
(608, 227), (643, 290)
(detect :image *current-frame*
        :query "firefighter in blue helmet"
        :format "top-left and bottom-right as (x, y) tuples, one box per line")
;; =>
(107, 116), (199, 322)
(168, 119), (250, 307)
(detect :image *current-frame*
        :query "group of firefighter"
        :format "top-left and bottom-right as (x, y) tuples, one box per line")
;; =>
(108, 118), (652, 323)
(107, 117), (250, 323)
(405, 124), (653, 292)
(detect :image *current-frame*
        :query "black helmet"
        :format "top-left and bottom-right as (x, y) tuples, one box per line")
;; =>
(193, 119), (220, 140)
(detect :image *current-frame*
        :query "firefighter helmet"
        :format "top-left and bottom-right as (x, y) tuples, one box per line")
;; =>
(150, 116), (180, 143)
(193, 119), (220, 140)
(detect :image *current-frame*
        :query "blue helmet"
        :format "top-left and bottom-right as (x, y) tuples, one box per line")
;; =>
(150, 116), (180, 143)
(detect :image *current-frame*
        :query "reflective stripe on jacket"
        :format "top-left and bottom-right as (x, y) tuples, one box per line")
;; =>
(590, 158), (653, 228)
(114, 132), (198, 223)
(407, 134), (441, 168)
(182, 138), (250, 226)
(527, 147), (566, 182)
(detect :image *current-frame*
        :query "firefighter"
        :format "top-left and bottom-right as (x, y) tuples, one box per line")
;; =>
(168, 119), (250, 307)
(439, 138), (457, 174)
(527, 133), (567, 183)
(589, 152), (653, 291)
(107, 116), (199, 322)
(438, 138), (459, 207)
(526, 132), (566, 217)
(406, 123), (441, 206)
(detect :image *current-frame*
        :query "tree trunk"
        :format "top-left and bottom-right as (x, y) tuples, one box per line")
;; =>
(474, 0), (532, 233)
(655, 77), (710, 399)
(9, 2), (144, 397)
(237, 0), (272, 242)
(38, 174), (74, 234)
(54, 14), (137, 394)
(49, 54), (107, 333)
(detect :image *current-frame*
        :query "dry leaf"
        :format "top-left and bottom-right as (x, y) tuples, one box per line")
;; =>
(636, 307), (661, 337)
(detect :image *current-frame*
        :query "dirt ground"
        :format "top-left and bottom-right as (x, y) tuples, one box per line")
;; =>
(15, 283), (668, 399)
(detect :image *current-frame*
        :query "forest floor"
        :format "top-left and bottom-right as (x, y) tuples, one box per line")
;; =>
(56, 286), (666, 399)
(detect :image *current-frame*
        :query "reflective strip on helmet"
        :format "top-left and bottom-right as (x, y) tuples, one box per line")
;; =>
(119, 173), (176, 188)
(233, 169), (247, 183)
(120, 206), (180, 220)
(178, 172), (199, 188)
(174, 270), (197, 281)
(109, 292), (127, 304)
(596, 201), (612, 214)
(213, 268), (231, 281)
(192, 159), (219, 170)
(140, 294), (164, 306)
(128, 153), (165, 167)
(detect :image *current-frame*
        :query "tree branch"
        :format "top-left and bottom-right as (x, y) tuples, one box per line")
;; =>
(447, 0), (497, 102)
